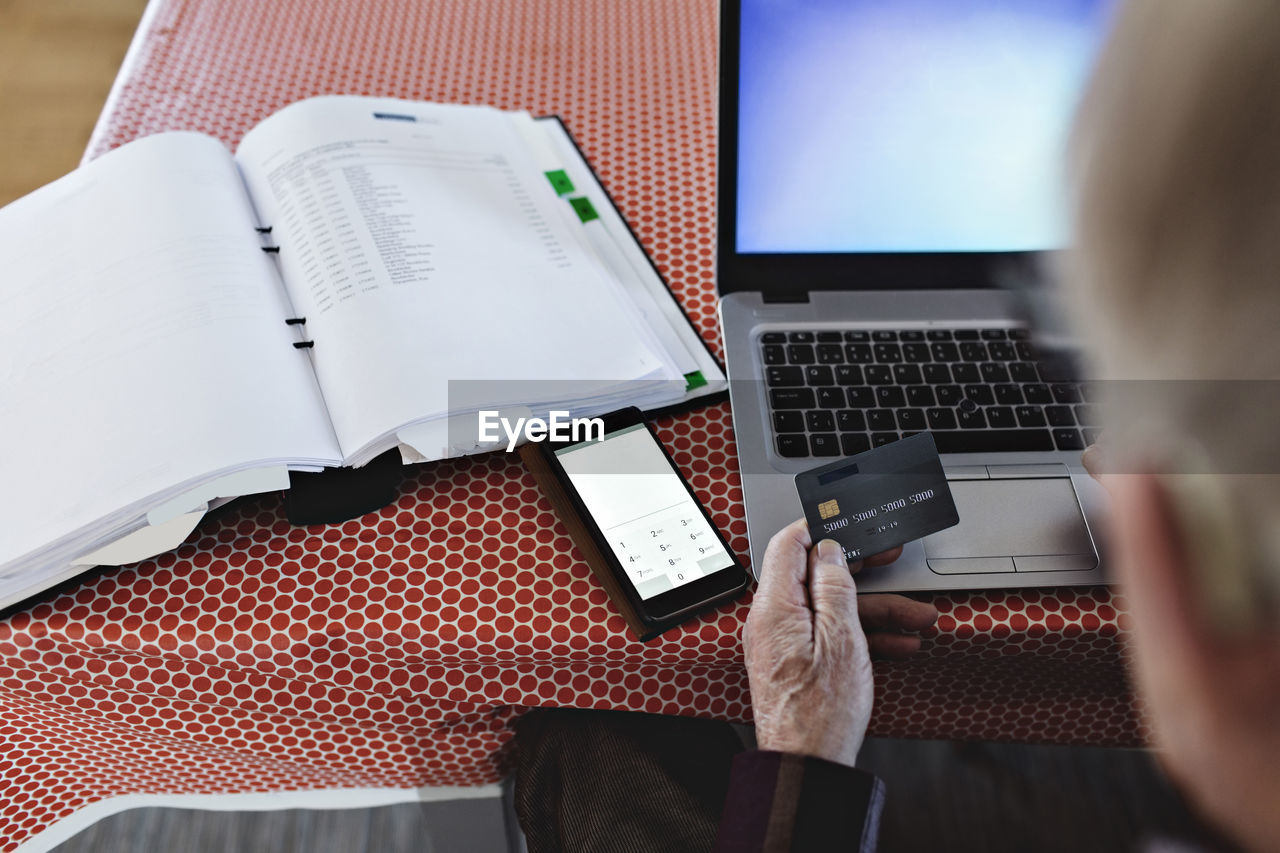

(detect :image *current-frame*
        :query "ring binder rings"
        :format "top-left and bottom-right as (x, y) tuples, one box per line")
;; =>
(255, 226), (273, 234)
(261, 246), (280, 254)
(292, 341), (315, 349)
(285, 317), (306, 326)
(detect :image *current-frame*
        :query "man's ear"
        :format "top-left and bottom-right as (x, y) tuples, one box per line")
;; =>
(1108, 473), (1215, 669)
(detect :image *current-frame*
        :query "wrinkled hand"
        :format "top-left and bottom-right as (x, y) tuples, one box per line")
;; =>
(743, 519), (938, 767)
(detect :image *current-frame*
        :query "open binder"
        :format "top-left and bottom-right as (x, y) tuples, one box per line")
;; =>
(0, 97), (726, 609)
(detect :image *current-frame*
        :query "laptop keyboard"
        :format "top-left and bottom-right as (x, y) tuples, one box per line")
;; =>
(761, 328), (1098, 458)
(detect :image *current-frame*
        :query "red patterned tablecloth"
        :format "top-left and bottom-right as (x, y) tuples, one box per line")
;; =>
(0, 0), (1146, 847)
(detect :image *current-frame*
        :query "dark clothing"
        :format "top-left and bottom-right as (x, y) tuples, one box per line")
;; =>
(714, 750), (883, 852)
(512, 708), (883, 852)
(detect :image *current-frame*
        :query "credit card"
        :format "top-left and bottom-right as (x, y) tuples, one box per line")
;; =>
(795, 433), (959, 563)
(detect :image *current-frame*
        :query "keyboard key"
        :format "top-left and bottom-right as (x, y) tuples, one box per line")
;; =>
(897, 408), (927, 431)
(835, 365), (864, 385)
(903, 343), (930, 363)
(1046, 405), (1076, 427)
(936, 385), (963, 406)
(840, 433), (871, 455)
(1009, 328), (1030, 340)
(1039, 353), (1081, 382)
(1024, 384), (1052, 404)
(776, 434), (808, 457)
(846, 387), (876, 408)
(1079, 382), (1099, 402)
(867, 409), (897, 431)
(844, 330), (870, 342)
(957, 397), (979, 414)
(805, 365), (835, 386)
(927, 408), (958, 430)
(1016, 406), (1047, 427)
(845, 343), (874, 364)
(766, 366), (804, 386)
(876, 386), (906, 408)
(1052, 383), (1083, 404)
(986, 406), (1016, 428)
(979, 362), (1010, 384)
(1074, 404), (1098, 426)
(987, 341), (1016, 361)
(817, 387), (846, 408)
(762, 344), (786, 365)
(893, 364), (923, 385)
(787, 344), (816, 364)
(770, 388), (815, 409)
(923, 363), (952, 384)
(806, 410), (835, 431)
(932, 429), (1054, 453)
(981, 329), (1008, 340)
(761, 332), (787, 343)
(962, 385), (995, 406)
(773, 411), (804, 433)
(994, 384), (1023, 406)
(1009, 362), (1039, 383)
(926, 329), (953, 341)
(817, 344), (845, 364)
(816, 331), (843, 342)
(899, 330), (925, 342)
(1053, 428), (1085, 451)
(951, 363), (980, 383)
(872, 330), (898, 342)
(809, 433), (840, 456)
(864, 365), (893, 384)
(873, 343), (903, 363)
(871, 432), (899, 447)
(906, 385), (936, 407)
(1015, 341), (1036, 361)
(837, 410), (866, 432)
(788, 331), (815, 343)
(956, 408), (987, 429)
(930, 342), (961, 362)
(953, 330), (980, 341)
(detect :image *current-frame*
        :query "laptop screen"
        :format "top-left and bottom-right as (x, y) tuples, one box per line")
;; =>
(735, 0), (1115, 255)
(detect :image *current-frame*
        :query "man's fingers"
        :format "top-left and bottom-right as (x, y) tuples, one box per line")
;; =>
(867, 632), (924, 660)
(754, 518), (814, 611)
(857, 594), (939, 633)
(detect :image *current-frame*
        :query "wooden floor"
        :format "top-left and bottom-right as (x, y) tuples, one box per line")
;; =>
(0, 0), (148, 206)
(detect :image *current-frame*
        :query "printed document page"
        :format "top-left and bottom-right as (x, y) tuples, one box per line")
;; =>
(235, 97), (680, 463)
(0, 132), (341, 576)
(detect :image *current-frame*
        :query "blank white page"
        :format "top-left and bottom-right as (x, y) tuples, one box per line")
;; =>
(234, 97), (677, 462)
(0, 133), (341, 573)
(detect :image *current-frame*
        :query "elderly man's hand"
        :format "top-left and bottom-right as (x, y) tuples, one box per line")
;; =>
(743, 519), (938, 767)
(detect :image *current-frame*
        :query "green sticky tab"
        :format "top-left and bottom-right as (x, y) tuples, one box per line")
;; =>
(545, 169), (575, 195)
(568, 196), (599, 223)
(684, 370), (707, 391)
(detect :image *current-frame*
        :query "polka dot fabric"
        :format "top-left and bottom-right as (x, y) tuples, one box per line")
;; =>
(1, 0), (1143, 848)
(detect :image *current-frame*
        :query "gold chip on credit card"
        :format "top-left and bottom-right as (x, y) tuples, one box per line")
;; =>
(817, 499), (840, 519)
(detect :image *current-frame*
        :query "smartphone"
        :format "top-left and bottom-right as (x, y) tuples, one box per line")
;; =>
(539, 407), (749, 624)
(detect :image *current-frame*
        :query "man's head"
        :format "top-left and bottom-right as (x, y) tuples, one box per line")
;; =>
(1068, 1), (1280, 849)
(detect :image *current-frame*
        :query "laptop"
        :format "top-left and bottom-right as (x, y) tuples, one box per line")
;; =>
(717, 0), (1116, 592)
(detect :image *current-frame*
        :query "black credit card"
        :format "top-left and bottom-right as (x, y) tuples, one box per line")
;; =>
(795, 433), (959, 563)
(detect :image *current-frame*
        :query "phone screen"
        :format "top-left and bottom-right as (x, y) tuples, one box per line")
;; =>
(553, 423), (736, 600)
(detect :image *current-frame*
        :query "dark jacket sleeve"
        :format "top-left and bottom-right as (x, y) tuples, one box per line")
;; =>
(713, 750), (885, 852)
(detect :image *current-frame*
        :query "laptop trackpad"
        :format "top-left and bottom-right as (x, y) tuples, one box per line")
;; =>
(923, 473), (1097, 574)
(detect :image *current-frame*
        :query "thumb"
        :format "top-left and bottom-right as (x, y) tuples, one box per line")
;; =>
(808, 538), (861, 628)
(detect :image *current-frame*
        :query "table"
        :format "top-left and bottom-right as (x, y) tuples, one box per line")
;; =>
(0, 0), (1146, 848)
